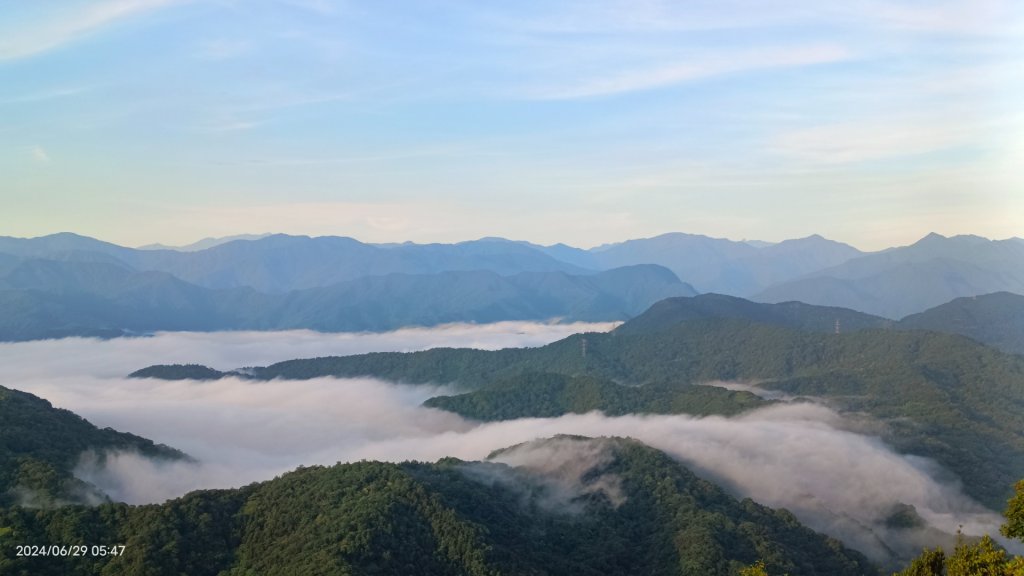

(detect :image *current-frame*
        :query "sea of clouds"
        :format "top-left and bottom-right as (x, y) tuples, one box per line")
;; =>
(0, 323), (1013, 565)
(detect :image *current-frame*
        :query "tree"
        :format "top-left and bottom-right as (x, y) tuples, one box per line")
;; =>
(894, 548), (944, 576)
(1001, 481), (1024, 542)
(895, 481), (1024, 576)
(739, 560), (770, 576)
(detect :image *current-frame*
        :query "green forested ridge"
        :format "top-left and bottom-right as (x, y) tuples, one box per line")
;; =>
(0, 437), (876, 576)
(136, 319), (1024, 509)
(129, 363), (226, 381)
(614, 293), (892, 335)
(897, 292), (1024, 356)
(0, 386), (187, 507)
(613, 292), (1024, 357)
(423, 372), (768, 420)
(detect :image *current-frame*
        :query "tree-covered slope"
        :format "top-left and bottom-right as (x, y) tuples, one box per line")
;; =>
(135, 320), (1024, 509)
(897, 291), (1024, 356)
(0, 386), (187, 507)
(614, 293), (890, 335)
(423, 372), (768, 421)
(0, 437), (875, 576)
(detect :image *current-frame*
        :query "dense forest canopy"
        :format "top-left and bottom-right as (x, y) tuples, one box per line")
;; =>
(0, 436), (875, 576)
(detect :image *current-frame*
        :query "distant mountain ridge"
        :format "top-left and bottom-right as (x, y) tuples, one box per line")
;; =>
(0, 233), (592, 293)
(2, 231), (1020, 325)
(0, 259), (695, 340)
(530, 232), (863, 295)
(137, 233), (273, 251)
(0, 231), (864, 296)
(755, 233), (1024, 318)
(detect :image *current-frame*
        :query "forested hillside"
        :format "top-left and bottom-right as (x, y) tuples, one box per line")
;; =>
(423, 372), (768, 420)
(0, 386), (187, 507)
(135, 320), (1024, 509)
(898, 292), (1024, 356)
(0, 436), (875, 576)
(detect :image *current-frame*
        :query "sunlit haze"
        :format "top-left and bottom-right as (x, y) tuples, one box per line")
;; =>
(2, 1), (1022, 249)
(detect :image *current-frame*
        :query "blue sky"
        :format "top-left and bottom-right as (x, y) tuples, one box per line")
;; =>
(1, 0), (1021, 249)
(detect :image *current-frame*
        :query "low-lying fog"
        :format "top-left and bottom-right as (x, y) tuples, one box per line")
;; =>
(0, 324), (1011, 565)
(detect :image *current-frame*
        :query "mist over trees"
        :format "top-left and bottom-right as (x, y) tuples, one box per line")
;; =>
(0, 437), (876, 576)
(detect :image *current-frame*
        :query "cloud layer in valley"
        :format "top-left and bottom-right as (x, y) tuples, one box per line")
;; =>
(1, 324), (1014, 565)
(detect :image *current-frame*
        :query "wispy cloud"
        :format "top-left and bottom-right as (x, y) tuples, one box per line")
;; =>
(0, 0), (187, 61)
(30, 145), (51, 163)
(521, 44), (852, 100)
(853, 0), (1022, 36)
(0, 87), (92, 106)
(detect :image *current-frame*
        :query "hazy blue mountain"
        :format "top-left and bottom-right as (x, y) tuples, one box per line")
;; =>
(0, 233), (594, 293)
(0, 233), (139, 269)
(735, 234), (865, 293)
(0, 260), (695, 340)
(0, 435), (874, 576)
(0, 232), (129, 259)
(0, 231), (864, 296)
(897, 292), (1024, 355)
(615, 293), (891, 335)
(755, 234), (1024, 318)
(0, 252), (21, 277)
(542, 232), (863, 295)
(137, 233), (272, 251)
(586, 232), (760, 293)
(530, 241), (601, 269)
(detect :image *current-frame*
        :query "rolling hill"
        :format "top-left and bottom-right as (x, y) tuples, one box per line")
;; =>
(897, 292), (1024, 356)
(0, 436), (875, 576)
(0, 385), (187, 508)
(135, 318), (1024, 510)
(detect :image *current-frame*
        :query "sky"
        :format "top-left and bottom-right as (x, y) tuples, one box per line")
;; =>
(1, 0), (1022, 250)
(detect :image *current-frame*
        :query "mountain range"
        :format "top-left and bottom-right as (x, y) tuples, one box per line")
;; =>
(0, 232), (1021, 342)
(754, 233), (1024, 318)
(0, 258), (694, 340)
